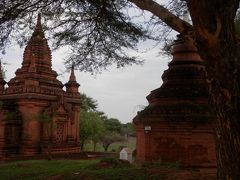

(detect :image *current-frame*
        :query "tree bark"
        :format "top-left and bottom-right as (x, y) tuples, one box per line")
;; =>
(128, 0), (192, 33)
(186, 1), (240, 179)
(103, 143), (110, 152)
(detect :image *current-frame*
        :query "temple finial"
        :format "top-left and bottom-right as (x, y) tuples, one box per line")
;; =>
(36, 13), (42, 29)
(32, 13), (44, 37)
(69, 64), (76, 82)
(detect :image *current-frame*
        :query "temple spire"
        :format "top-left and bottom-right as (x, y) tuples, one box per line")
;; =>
(69, 64), (76, 82)
(33, 13), (44, 37)
(22, 13), (52, 72)
(37, 13), (42, 27)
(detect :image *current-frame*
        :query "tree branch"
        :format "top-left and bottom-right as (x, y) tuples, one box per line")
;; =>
(128, 0), (193, 33)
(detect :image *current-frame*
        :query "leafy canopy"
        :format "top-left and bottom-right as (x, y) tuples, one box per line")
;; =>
(80, 93), (98, 112)
(80, 110), (105, 149)
(0, 0), (151, 73)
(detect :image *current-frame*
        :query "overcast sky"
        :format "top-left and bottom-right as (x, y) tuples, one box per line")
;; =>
(1, 0), (174, 124)
(2, 42), (170, 124)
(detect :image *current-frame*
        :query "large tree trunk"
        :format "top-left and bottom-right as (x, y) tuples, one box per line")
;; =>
(129, 0), (240, 179)
(186, 1), (240, 179)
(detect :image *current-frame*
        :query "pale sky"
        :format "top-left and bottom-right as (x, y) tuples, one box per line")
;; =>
(1, 0), (173, 123)
(2, 42), (170, 124)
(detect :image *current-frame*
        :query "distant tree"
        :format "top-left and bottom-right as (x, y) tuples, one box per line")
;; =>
(99, 118), (127, 151)
(104, 118), (122, 134)
(96, 111), (108, 121)
(100, 133), (125, 152)
(80, 93), (98, 112)
(79, 94), (110, 151)
(121, 122), (135, 138)
(90, 116), (105, 152)
(79, 110), (105, 151)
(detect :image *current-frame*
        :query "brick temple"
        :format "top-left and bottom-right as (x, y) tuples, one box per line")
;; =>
(0, 14), (81, 158)
(133, 36), (216, 167)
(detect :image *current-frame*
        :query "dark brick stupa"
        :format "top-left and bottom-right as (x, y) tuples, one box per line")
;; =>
(133, 36), (216, 167)
(0, 14), (81, 158)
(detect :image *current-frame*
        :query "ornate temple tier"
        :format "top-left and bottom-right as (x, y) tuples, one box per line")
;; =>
(0, 14), (81, 158)
(133, 37), (216, 168)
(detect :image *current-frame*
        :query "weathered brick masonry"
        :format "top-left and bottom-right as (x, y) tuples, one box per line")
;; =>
(133, 36), (216, 168)
(0, 14), (81, 158)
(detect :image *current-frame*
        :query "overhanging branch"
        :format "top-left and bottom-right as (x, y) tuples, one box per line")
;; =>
(128, 0), (193, 34)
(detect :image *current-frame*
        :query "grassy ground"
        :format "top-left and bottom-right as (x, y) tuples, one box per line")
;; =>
(0, 159), (146, 180)
(0, 159), (97, 180)
(0, 138), (216, 179)
(0, 158), (216, 180)
(84, 137), (136, 152)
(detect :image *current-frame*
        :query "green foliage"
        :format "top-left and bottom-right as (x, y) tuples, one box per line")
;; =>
(80, 93), (98, 112)
(0, 159), (145, 179)
(0, 159), (210, 179)
(84, 137), (136, 152)
(98, 118), (126, 151)
(0, 160), (98, 179)
(0, 0), (148, 72)
(121, 122), (135, 137)
(80, 110), (105, 150)
(104, 118), (122, 134)
(100, 133), (125, 152)
(96, 111), (108, 121)
(79, 93), (135, 152)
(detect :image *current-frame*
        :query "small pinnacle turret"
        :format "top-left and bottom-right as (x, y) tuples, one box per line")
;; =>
(70, 64), (76, 82)
(65, 64), (80, 93)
